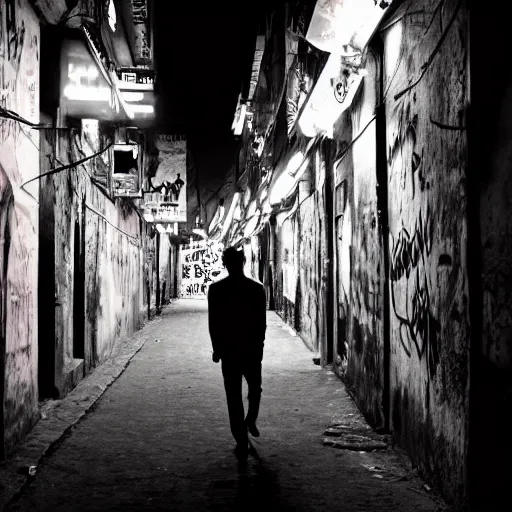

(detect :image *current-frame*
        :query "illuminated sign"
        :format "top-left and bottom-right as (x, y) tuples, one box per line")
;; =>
(60, 37), (121, 120)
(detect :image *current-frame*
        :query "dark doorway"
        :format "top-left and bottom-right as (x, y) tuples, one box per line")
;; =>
(73, 220), (85, 359)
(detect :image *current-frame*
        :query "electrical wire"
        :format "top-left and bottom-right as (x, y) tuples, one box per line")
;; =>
(84, 202), (140, 245)
(0, 106), (69, 130)
(393, 0), (463, 101)
(20, 143), (113, 193)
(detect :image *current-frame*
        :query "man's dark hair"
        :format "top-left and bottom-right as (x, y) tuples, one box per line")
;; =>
(222, 247), (245, 267)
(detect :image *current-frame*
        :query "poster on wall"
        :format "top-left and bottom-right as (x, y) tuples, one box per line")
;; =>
(179, 241), (227, 299)
(149, 134), (187, 223)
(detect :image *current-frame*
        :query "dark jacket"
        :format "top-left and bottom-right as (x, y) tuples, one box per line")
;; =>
(208, 275), (266, 361)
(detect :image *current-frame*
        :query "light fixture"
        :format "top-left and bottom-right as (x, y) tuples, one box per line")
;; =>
(143, 212), (154, 222)
(156, 224), (165, 234)
(174, 222), (179, 235)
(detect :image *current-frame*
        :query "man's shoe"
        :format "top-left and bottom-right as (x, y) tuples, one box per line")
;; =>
(234, 443), (249, 461)
(245, 421), (260, 437)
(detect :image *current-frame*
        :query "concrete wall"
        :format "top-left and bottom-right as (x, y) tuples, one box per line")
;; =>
(272, 150), (329, 357)
(39, 119), (143, 398)
(0, 0), (40, 455)
(384, 0), (469, 506)
(158, 233), (172, 306)
(342, 51), (386, 428)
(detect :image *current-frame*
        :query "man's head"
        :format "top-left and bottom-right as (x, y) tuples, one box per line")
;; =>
(222, 247), (245, 276)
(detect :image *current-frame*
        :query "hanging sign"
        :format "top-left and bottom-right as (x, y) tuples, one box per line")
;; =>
(111, 143), (142, 197)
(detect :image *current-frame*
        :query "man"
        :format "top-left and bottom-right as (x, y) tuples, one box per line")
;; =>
(208, 247), (266, 460)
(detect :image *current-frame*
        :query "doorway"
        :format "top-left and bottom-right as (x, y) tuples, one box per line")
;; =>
(73, 219), (85, 360)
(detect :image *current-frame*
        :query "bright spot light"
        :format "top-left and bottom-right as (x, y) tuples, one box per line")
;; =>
(64, 84), (110, 102)
(129, 104), (154, 114)
(121, 91), (144, 102)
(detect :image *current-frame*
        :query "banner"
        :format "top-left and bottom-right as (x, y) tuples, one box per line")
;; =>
(149, 134), (187, 223)
(179, 241), (227, 299)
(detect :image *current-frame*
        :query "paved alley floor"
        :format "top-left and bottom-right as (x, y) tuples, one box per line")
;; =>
(3, 300), (447, 511)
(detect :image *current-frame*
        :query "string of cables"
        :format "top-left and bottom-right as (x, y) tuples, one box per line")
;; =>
(0, 105), (68, 130)
(0, 105), (111, 199)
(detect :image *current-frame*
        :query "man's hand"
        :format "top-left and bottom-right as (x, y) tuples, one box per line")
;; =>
(212, 352), (220, 363)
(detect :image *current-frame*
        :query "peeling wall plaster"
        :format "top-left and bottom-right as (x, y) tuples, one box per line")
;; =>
(0, 0), (40, 454)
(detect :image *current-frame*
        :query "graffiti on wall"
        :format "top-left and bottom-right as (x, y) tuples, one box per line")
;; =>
(390, 205), (439, 380)
(180, 241), (227, 298)
(388, 94), (440, 380)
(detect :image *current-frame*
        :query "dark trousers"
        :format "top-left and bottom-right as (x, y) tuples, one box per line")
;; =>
(221, 356), (262, 446)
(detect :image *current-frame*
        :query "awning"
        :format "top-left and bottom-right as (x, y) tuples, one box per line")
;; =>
(267, 137), (317, 206)
(305, 0), (393, 54)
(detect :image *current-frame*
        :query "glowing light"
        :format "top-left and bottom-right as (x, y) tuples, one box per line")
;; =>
(128, 104), (154, 114)
(268, 152), (309, 205)
(156, 224), (165, 234)
(306, 0), (391, 53)
(121, 91), (144, 102)
(174, 222), (179, 235)
(108, 0), (117, 32)
(143, 212), (154, 222)
(243, 214), (260, 238)
(64, 84), (111, 102)
(219, 193), (241, 241)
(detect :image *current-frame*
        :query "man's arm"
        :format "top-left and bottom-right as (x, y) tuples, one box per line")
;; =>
(258, 284), (267, 342)
(207, 285), (222, 361)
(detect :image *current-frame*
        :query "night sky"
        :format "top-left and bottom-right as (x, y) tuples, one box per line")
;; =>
(153, 2), (260, 183)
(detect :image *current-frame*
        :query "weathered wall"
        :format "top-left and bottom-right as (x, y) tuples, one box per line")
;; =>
(333, 111), (353, 379)
(273, 213), (298, 329)
(39, 119), (143, 397)
(346, 52), (386, 428)
(158, 234), (172, 306)
(298, 193), (322, 352)
(0, 0), (40, 454)
(384, 0), (470, 506)
(84, 193), (141, 364)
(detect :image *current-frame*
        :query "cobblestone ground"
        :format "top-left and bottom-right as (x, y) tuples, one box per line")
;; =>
(4, 300), (447, 511)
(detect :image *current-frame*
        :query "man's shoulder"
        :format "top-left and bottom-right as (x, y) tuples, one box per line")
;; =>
(209, 277), (229, 291)
(244, 276), (264, 290)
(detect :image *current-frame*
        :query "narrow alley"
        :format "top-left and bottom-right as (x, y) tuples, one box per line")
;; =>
(3, 300), (440, 512)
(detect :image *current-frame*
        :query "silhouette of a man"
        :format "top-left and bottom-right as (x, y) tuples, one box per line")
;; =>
(208, 247), (266, 460)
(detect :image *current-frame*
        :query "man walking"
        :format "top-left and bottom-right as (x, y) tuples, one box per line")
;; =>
(208, 247), (267, 460)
